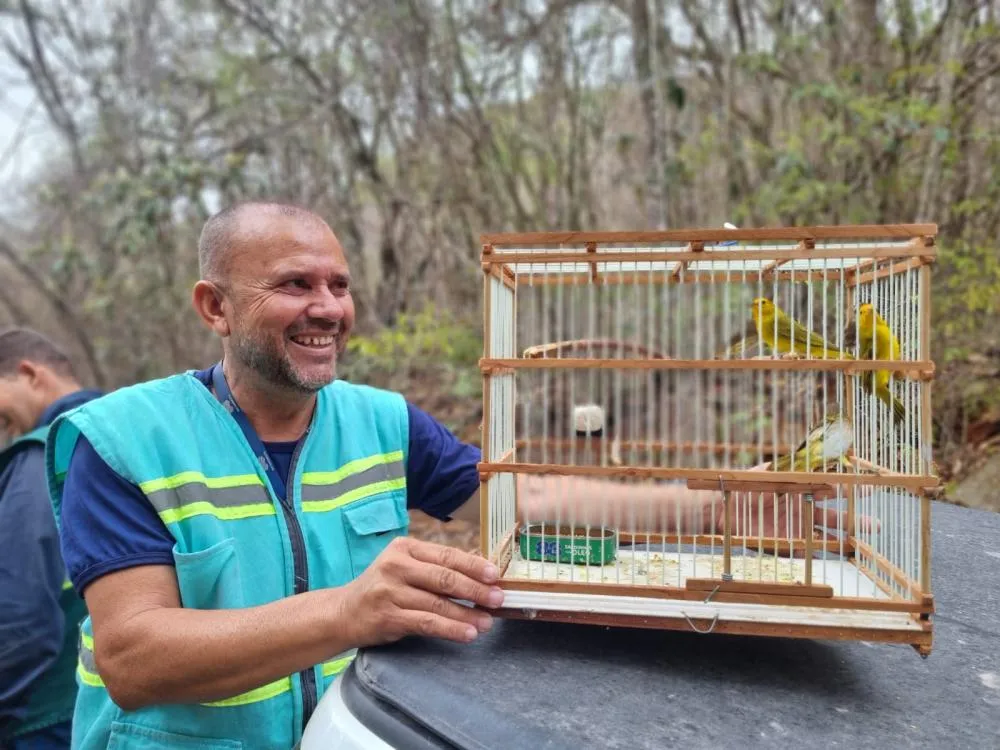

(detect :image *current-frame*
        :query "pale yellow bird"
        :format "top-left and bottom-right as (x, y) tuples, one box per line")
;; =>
(771, 415), (854, 472)
(751, 298), (852, 360)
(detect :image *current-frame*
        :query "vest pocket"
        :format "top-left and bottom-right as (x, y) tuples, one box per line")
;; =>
(108, 720), (243, 749)
(343, 493), (409, 577)
(172, 538), (244, 611)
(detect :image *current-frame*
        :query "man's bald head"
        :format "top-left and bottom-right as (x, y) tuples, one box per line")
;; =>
(197, 201), (332, 284)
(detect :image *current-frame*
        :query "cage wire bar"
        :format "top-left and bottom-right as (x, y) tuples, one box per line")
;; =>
(477, 225), (938, 655)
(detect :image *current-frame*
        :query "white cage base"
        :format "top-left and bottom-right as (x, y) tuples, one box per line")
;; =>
(498, 547), (929, 646)
(498, 589), (924, 633)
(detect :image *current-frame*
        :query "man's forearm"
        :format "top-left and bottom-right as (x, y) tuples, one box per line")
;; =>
(516, 475), (719, 535)
(91, 577), (354, 710)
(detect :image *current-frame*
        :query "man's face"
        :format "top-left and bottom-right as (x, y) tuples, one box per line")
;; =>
(222, 215), (355, 394)
(0, 370), (46, 440)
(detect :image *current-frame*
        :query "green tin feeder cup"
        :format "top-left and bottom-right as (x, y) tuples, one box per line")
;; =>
(519, 524), (617, 566)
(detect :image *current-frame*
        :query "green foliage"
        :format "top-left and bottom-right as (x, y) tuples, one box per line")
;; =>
(934, 239), (1000, 375)
(340, 303), (482, 399)
(24, 149), (251, 386)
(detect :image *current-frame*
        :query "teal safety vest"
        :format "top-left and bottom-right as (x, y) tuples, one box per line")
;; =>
(45, 372), (411, 750)
(0, 426), (87, 740)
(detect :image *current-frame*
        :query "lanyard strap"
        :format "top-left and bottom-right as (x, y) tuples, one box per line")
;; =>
(211, 361), (288, 501)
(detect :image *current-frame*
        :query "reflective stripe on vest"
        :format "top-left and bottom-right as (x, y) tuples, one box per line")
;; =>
(141, 473), (272, 524)
(77, 633), (355, 706)
(138, 452), (406, 524)
(77, 634), (103, 688)
(300, 451), (405, 512)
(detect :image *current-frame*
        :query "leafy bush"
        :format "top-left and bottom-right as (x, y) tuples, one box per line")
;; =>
(339, 303), (482, 400)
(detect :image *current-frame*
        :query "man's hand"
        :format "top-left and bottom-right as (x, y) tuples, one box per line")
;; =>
(81, 539), (506, 710)
(339, 537), (504, 648)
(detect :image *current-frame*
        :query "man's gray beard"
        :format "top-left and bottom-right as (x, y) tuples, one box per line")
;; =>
(230, 328), (335, 394)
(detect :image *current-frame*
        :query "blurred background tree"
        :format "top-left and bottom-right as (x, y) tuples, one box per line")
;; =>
(2, 0), (999, 528)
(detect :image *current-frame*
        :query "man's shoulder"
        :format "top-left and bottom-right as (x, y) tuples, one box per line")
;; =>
(69, 372), (202, 415)
(326, 379), (406, 409)
(0, 427), (48, 477)
(0, 434), (47, 500)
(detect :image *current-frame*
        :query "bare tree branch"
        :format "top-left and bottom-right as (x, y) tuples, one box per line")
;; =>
(0, 239), (104, 386)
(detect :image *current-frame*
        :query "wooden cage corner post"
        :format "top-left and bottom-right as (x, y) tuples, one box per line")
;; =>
(479, 244), (494, 561)
(511, 271), (520, 557)
(919, 263), (933, 597)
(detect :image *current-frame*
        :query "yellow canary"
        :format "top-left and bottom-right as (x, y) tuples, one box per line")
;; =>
(771, 415), (853, 472)
(750, 298), (852, 360)
(857, 303), (905, 379)
(856, 303), (906, 424)
(859, 368), (906, 425)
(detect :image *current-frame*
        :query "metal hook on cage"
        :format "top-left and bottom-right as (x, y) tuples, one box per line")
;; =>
(682, 612), (720, 635)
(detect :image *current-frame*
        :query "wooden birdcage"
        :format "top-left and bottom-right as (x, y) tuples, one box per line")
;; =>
(478, 224), (938, 656)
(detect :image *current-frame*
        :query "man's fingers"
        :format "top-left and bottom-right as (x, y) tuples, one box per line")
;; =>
(814, 505), (847, 530)
(398, 589), (495, 633)
(808, 506), (882, 535)
(405, 539), (500, 585)
(400, 610), (483, 644)
(401, 558), (505, 610)
(856, 514), (881, 534)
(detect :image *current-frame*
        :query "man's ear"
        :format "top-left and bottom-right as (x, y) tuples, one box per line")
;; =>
(16, 359), (41, 385)
(192, 280), (231, 337)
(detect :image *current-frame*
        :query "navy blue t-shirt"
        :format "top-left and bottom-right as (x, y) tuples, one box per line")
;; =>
(59, 369), (481, 595)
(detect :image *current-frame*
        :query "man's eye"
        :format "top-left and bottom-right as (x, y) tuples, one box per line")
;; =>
(284, 279), (310, 290)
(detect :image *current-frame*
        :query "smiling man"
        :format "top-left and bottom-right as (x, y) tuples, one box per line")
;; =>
(46, 202), (848, 750)
(45, 202), (512, 750)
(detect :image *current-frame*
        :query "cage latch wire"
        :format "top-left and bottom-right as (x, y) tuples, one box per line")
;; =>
(682, 612), (720, 635)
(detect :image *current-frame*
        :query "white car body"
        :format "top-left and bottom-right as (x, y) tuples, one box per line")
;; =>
(299, 676), (395, 750)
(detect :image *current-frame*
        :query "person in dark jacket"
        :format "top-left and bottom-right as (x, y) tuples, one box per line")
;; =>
(0, 328), (101, 750)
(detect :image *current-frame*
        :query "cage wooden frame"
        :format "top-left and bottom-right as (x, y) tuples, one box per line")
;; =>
(478, 223), (938, 656)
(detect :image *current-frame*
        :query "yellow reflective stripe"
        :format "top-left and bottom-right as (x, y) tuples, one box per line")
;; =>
(321, 653), (355, 678)
(302, 477), (406, 514)
(77, 662), (105, 688)
(301, 451), (404, 486)
(140, 472), (263, 494)
(202, 654), (355, 707)
(158, 501), (276, 525)
(77, 632), (104, 687)
(77, 633), (351, 704)
(201, 677), (292, 708)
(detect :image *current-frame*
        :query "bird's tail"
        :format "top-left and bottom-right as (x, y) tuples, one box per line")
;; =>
(772, 453), (793, 472)
(891, 393), (906, 425)
(822, 347), (854, 361)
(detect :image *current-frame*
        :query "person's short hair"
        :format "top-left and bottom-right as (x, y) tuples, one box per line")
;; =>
(0, 327), (76, 378)
(197, 201), (327, 284)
